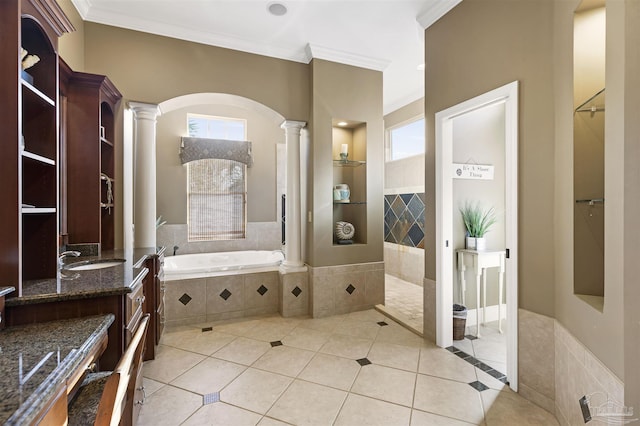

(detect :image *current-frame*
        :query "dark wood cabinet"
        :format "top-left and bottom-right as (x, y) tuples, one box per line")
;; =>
(139, 249), (166, 361)
(0, 0), (74, 294)
(64, 70), (122, 250)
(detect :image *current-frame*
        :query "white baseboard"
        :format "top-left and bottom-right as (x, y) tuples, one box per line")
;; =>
(463, 303), (507, 327)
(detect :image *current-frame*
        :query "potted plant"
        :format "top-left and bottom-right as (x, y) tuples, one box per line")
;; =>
(460, 201), (497, 250)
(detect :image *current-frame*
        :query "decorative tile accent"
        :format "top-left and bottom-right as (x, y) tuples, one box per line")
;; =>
(203, 392), (220, 405)
(356, 358), (372, 366)
(468, 381), (489, 392)
(219, 289), (232, 301)
(270, 340), (283, 347)
(384, 193), (426, 248)
(377, 321), (388, 326)
(179, 293), (192, 305)
(202, 327), (213, 332)
(346, 284), (356, 295)
(451, 346), (508, 380)
(464, 334), (478, 340)
(257, 285), (268, 296)
(291, 286), (302, 297)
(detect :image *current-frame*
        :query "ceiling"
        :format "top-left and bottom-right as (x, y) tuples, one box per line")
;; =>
(70, 0), (462, 115)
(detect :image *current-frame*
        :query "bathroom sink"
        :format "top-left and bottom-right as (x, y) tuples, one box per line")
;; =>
(65, 259), (126, 271)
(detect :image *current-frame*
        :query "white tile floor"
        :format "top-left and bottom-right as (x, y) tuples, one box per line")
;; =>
(381, 274), (507, 376)
(139, 309), (557, 425)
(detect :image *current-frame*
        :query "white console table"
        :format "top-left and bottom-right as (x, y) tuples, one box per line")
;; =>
(456, 249), (506, 338)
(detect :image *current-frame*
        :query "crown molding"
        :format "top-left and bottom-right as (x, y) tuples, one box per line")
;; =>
(417, 0), (463, 29)
(70, 0), (91, 19)
(75, 5), (310, 64)
(305, 43), (390, 71)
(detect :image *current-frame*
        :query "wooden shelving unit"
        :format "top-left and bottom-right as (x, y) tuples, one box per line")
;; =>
(64, 69), (122, 251)
(0, 0), (73, 293)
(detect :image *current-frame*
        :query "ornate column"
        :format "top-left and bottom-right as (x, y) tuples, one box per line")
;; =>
(129, 102), (161, 248)
(281, 120), (307, 269)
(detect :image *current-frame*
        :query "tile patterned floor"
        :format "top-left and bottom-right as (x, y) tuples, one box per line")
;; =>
(453, 321), (508, 377)
(139, 309), (557, 425)
(379, 274), (424, 334)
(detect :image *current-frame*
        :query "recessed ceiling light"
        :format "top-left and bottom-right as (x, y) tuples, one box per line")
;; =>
(268, 2), (287, 16)
(417, 63), (426, 71)
(337, 121), (348, 126)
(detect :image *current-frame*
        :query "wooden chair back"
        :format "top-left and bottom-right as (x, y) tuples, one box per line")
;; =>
(94, 314), (150, 426)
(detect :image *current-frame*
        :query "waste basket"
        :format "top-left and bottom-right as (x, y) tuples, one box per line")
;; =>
(453, 304), (467, 340)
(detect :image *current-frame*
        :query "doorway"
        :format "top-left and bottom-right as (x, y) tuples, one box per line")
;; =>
(435, 81), (519, 391)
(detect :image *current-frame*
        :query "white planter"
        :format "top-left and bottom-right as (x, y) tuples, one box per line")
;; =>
(475, 237), (486, 251)
(466, 236), (486, 250)
(465, 236), (476, 250)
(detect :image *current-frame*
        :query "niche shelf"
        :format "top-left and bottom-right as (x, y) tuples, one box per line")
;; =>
(332, 120), (367, 245)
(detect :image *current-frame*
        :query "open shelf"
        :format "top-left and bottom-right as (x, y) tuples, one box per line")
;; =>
(22, 150), (55, 165)
(333, 159), (365, 167)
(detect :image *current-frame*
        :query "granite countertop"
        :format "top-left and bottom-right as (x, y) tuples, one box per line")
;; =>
(0, 314), (115, 425)
(5, 247), (163, 306)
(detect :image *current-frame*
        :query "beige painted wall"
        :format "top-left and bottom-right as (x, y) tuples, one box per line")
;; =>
(156, 104), (282, 224)
(57, 0), (85, 71)
(308, 59), (384, 266)
(426, 0), (624, 378)
(384, 98), (424, 191)
(425, 0), (556, 320)
(82, 23), (310, 121)
(623, 0), (640, 413)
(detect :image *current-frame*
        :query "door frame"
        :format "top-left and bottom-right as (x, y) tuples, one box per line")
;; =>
(435, 81), (519, 391)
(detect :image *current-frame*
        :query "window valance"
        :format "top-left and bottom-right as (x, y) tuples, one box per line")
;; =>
(179, 137), (253, 167)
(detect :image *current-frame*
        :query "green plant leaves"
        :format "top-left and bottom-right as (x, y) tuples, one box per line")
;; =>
(459, 201), (497, 237)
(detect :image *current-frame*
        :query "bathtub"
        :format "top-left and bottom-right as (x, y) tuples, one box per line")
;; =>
(163, 250), (286, 326)
(163, 250), (284, 281)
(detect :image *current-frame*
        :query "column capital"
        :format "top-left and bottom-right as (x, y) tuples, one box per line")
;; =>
(280, 120), (307, 131)
(129, 101), (161, 121)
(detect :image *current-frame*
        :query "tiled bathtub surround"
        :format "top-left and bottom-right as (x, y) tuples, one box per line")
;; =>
(279, 270), (309, 318)
(384, 193), (425, 248)
(383, 242), (424, 286)
(157, 222), (281, 256)
(166, 271), (281, 327)
(309, 262), (384, 318)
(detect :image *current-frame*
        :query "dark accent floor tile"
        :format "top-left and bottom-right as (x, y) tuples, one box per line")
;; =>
(377, 321), (388, 326)
(464, 334), (478, 340)
(445, 346), (459, 353)
(476, 362), (494, 372)
(356, 358), (372, 366)
(270, 341), (283, 347)
(468, 381), (489, 392)
(201, 327), (213, 332)
(487, 369), (507, 380)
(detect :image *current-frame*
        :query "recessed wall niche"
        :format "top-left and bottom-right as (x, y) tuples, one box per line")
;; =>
(573, 0), (605, 303)
(332, 120), (367, 245)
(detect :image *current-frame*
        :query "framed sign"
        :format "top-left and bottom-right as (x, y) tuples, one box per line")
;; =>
(453, 163), (494, 180)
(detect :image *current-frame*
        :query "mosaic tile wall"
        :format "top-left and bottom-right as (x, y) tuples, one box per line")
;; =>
(384, 193), (426, 248)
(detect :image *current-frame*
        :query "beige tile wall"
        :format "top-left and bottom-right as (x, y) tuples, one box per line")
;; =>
(518, 309), (556, 413)
(309, 262), (385, 318)
(279, 270), (309, 317)
(554, 321), (625, 425)
(384, 242), (424, 286)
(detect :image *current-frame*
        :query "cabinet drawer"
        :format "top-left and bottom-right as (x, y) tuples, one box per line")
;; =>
(125, 283), (145, 325)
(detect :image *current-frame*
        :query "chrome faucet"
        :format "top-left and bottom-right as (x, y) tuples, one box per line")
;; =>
(58, 250), (81, 268)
